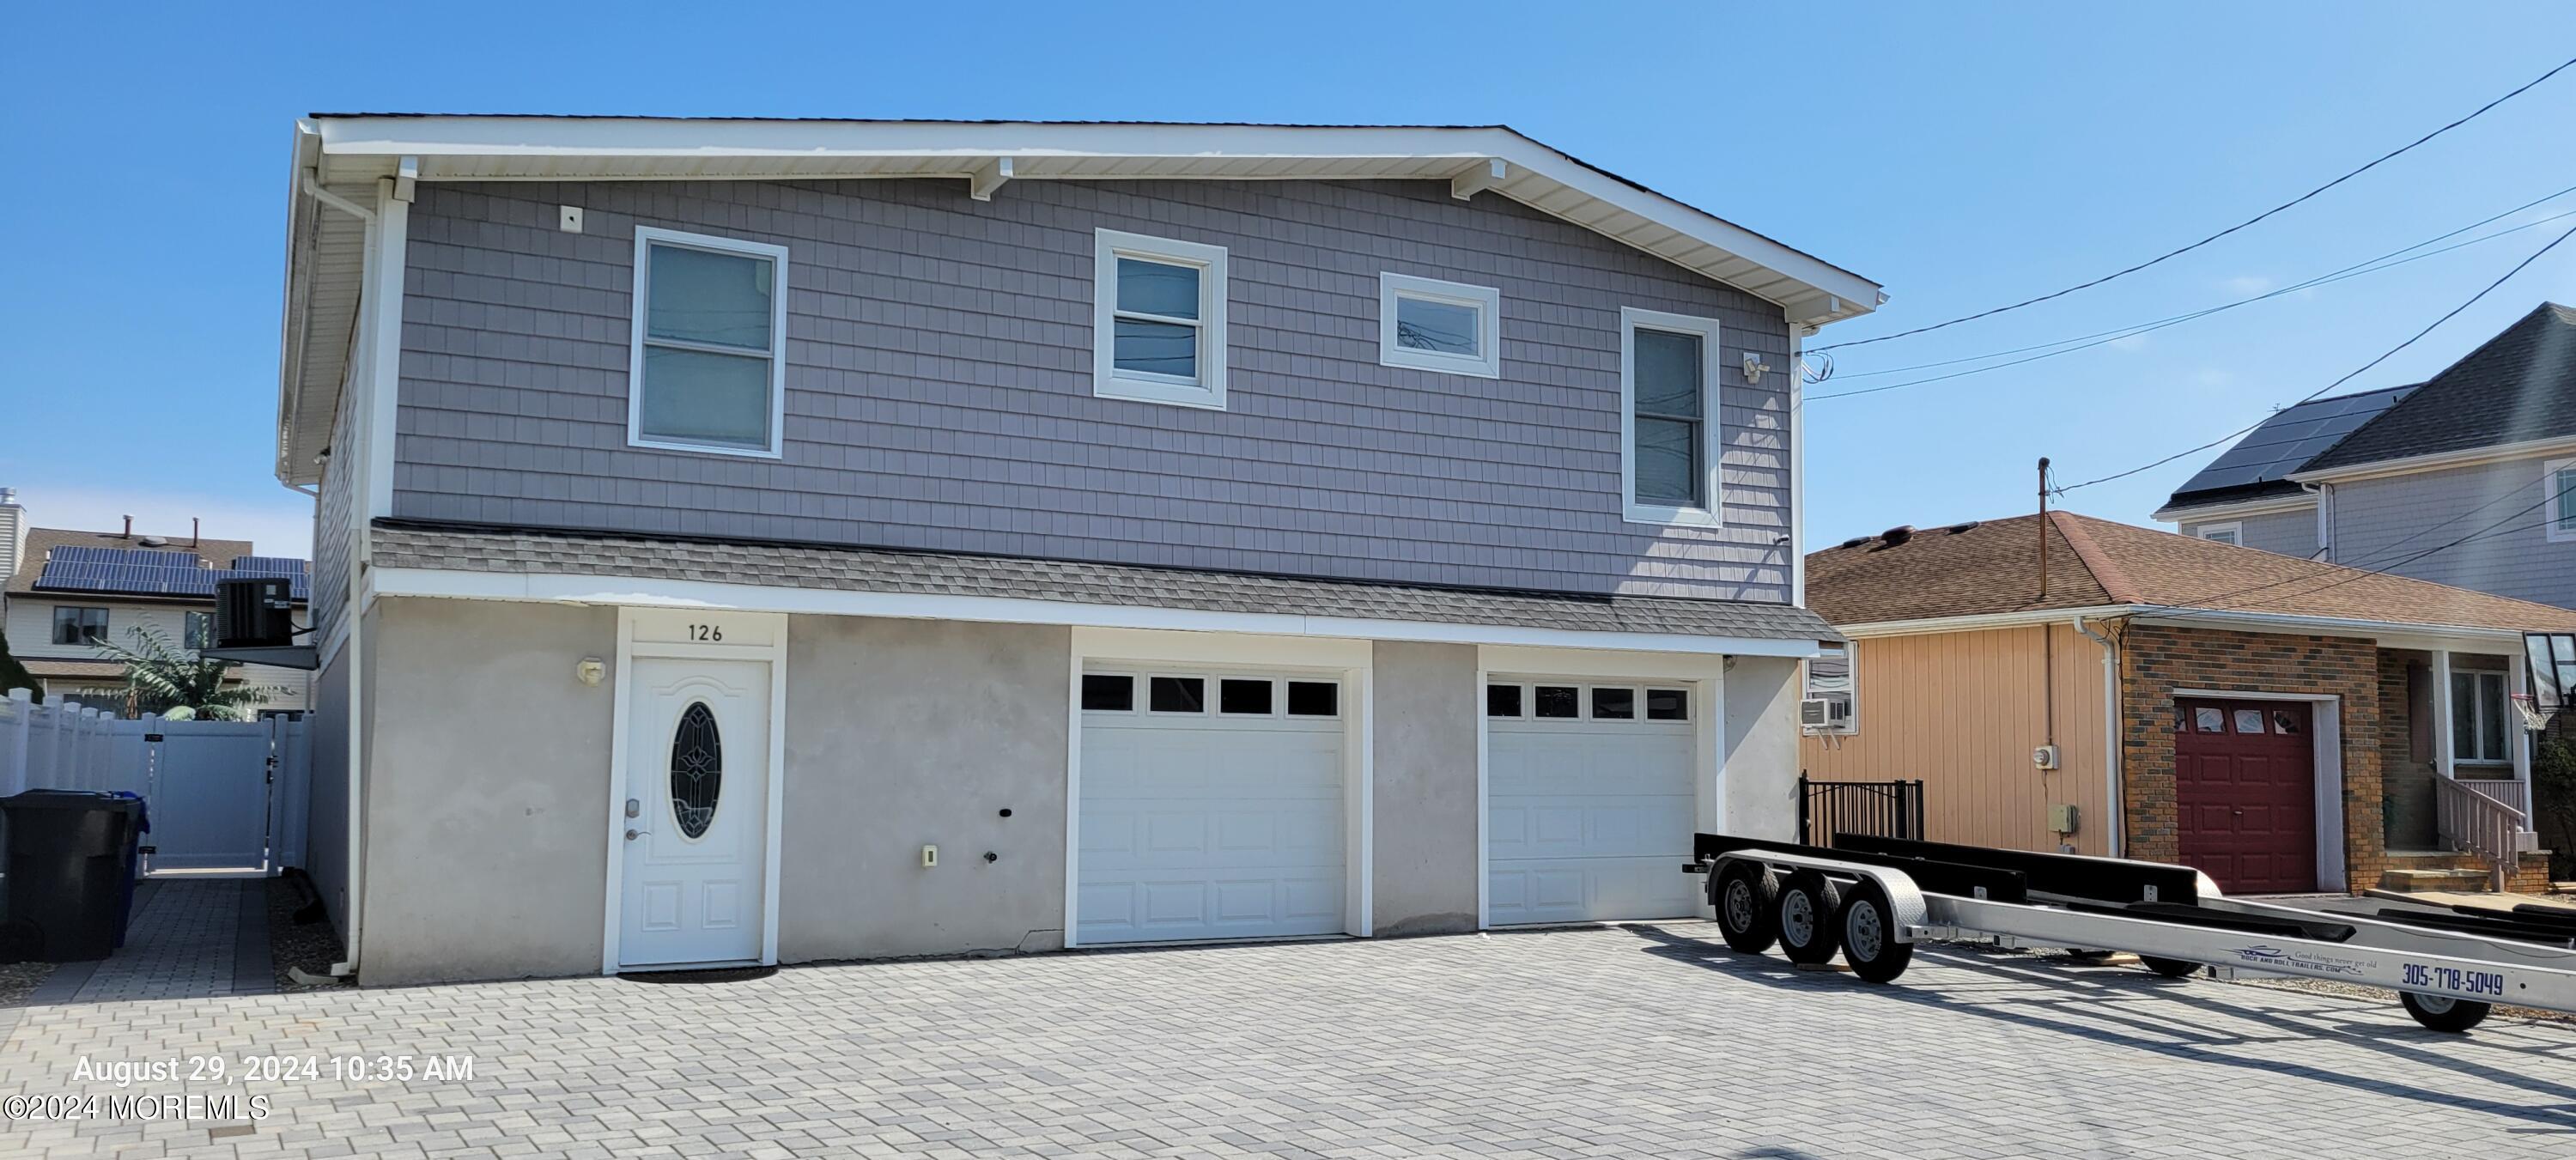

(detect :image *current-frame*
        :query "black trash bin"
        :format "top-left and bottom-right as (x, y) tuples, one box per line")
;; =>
(3, 790), (145, 962)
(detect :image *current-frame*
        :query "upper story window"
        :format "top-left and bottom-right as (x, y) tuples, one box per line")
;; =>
(184, 611), (213, 651)
(1379, 273), (1501, 378)
(1804, 641), (1856, 733)
(2195, 522), (2243, 546)
(629, 227), (789, 458)
(1619, 308), (1723, 526)
(1093, 229), (1228, 410)
(52, 606), (107, 646)
(2548, 458), (2576, 544)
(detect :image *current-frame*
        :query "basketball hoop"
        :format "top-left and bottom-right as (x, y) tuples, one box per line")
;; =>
(2511, 693), (2556, 733)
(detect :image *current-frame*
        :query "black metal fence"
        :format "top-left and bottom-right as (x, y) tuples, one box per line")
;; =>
(1798, 774), (1926, 847)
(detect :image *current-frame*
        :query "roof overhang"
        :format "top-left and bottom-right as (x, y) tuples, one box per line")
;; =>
(2131, 608), (2543, 654)
(2148, 491), (2319, 525)
(2286, 433), (2576, 486)
(276, 117), (1884, 487)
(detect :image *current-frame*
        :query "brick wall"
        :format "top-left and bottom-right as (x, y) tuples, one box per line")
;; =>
(2117, 624), (2384, 894)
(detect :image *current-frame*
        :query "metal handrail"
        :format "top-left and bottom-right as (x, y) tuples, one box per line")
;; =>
(1798, 774), (1927, 848)
(2433, 774), (2522, 892)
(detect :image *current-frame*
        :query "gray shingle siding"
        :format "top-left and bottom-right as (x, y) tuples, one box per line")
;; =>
(389, 176), (1798, 601)
(2182, 506), (2318, 561)
(2328, 453), (2576, 610)
(312, 368), (361, 643)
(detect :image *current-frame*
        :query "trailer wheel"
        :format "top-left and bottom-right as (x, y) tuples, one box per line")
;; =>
(1713, 860), (1781, 953)
(1777, 871), (1843, 966)
(2141, 956), (2201, 979)
(2399, 992), (2493, 1033)
(1837, 880), (1913, 983)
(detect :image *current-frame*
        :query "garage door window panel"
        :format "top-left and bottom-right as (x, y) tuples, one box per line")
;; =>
(1590, 687), (1637, 720)
(1485, 683), (1523, 718)
(1082, 673), (1137, 713)
(1534, 685), (1579, 719)
(1285, 681), (1339, 718)
(1219, 677), (1276, 717)
(1150, 676), (1207, 714)
(1645, 688), (1688, 720)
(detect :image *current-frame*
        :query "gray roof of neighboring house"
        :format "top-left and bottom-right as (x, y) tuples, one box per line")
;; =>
(2298, 302), (2576, 472)
(2160, 384), (2416, 511)
(370, 521), (1843, 643)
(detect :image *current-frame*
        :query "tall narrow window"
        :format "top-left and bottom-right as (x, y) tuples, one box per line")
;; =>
(184, 611), (213, 651)
(629, 228), (789, 457)
(2548, 459), (2576, 543)
(1620, 308), (1722, 525)
(2451, 671), (2510, 763)
(1094, 229), (1229, 409)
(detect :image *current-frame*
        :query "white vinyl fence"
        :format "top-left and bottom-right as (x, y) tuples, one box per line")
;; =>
(0, 689), (310, 876)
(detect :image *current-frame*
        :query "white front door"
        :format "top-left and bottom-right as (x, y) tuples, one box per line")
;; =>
(619, 657), (771, 969)
(1076, 670), (1347, 944)
(1485, 679), (1701, 925)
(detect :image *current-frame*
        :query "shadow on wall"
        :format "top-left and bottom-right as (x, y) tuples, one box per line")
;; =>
(2537, 726), (2576, 881)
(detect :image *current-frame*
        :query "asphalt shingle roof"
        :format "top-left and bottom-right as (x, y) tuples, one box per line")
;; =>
(1807, 511), (2576, 635)
(371, 521), (1843, 643)
(2299, 302), (2576, 472)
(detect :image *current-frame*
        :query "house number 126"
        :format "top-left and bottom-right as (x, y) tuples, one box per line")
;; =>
(688, 624), (723, 641)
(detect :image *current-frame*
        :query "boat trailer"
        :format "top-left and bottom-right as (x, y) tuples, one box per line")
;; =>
(1687, 833), (2576, 1032)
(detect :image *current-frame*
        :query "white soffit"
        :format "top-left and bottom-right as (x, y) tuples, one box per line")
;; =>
(278, 117), (1883, 485)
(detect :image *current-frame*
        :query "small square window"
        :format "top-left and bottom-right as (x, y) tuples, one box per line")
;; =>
(1080, 674), (1134, 712)
(1379, 273), (1501, 378)
(2233, 709), (2266, 735)
(1095, 229), (1228, 410)
(1485, 683), (1523, 718)
(2193, 707), (2226, 733)
(1149, 677), (1206, 714)
(1534, 685), (1579, 719)
(1591, 688), (1636, 720)
(1646, 688), (1688, 721)
(1219, 678), (1274, 715)
(1285, 681), (1339, 717)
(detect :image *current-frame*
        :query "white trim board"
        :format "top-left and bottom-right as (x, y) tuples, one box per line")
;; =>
(368, 566), (1832, 659)
(2288, 434), (2576, 485)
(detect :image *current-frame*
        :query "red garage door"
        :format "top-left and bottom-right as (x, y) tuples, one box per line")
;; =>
(2173, 699), (2318, 894)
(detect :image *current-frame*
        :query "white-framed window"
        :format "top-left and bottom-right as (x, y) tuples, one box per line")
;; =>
(1803, 641), (1856, 733)
(1619, 307), (1723, 526)
(1093, 229), (1229, 410)
(2195, 522), (2243, 546)
(2451, 669), (2512, 764)
(1379, 273), (1501, 378)
(628, 227), (790, 458)
(2547, 458), (2576, 544)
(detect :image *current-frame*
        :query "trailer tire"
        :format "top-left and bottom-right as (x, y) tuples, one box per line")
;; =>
(2141, 956), (2202, 979)
(1838, 880), (1913, 983)
(1713, 860), (1781, 954)
(1777, 871), (1843, 966)
(2399, 992), (2493, 1033)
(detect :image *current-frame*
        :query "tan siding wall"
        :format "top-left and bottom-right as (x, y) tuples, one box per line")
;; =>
(1799, 623), (2111, 856)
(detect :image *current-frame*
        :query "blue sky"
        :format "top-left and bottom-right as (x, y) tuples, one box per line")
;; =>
(4, 3), (2573, 557)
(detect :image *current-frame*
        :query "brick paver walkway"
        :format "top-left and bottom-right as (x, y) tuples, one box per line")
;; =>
(5, 922), (2574, 1157)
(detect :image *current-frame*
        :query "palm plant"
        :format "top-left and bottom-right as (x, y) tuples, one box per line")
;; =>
(93, 624), (273, 720)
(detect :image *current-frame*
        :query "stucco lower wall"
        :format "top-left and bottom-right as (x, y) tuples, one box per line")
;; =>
(1722, 656), (1802, 841)
(304, 642), (352, 932)
(1369, 641), (1478, 936)
(360, 598), (618, 985)
(778, 616), (1071, 962)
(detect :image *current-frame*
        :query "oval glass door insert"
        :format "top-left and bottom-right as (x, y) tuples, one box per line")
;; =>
(670, 701), (722, 840)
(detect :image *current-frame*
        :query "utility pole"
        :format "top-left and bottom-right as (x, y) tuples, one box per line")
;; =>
(2038, 457), (2050, 598)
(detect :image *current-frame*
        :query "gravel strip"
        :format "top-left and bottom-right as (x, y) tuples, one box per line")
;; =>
(264, 874), (349, 993)
(0, 960), (55, 1007)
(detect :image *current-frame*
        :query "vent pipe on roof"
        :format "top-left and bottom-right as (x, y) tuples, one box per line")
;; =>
(191, 517), (200, 548)
(122, 514), (133, 538)
(2037, 457), (2050, 599)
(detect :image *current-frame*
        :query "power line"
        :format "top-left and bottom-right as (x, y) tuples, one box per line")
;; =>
(2154, 493), (2559, 617)
(1803, 197), (2576, 403)
(1812, 184), (2576, 385)
(2053, 219), (2576, 495)
(1810, 55), (2576, 353)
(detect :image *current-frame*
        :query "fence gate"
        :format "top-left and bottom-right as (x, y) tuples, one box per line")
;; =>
(143, 720), (278, 873)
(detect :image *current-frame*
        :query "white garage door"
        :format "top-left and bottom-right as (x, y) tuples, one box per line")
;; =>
(1076, 669), (1347, 944)
(1486, 679), (1701, 925)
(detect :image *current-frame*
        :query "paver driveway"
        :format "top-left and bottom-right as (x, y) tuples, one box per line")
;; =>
(6, 921), (2575, 1158)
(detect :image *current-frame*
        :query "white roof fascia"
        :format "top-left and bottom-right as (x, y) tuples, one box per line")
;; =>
(2148, 492), (2320, 524)
(2285, 433), (2576, 485)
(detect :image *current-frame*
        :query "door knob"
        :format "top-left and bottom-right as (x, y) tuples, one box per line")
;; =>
(626, 828), (647, 841)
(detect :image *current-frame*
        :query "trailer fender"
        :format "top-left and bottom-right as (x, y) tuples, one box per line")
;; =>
(1710, 850), (1930, 944)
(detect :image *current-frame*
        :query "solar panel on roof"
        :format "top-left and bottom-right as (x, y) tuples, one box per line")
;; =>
(48, 545), (204, 568)
(228, 556), (309, 574)
(2169, 386), (2416, 498)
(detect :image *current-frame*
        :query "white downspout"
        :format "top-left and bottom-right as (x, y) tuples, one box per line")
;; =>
(2075, 616), (2122, 858)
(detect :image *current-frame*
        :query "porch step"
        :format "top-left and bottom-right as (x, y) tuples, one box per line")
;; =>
(2383, 850), (2484, 872)
(2378, 867), (2495, 893)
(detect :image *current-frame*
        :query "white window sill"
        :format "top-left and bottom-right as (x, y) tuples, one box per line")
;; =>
(1096, 374), (1228, 410)
(627, 436), (785, 460)
(1380, 348), (1501, 379)
(1624, 501), (1722, 528)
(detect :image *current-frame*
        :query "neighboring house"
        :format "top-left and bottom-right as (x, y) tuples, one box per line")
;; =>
(1798, 511), (2576, 897)
(273, 115), (1884, 985)
(0, 509), (314, 716)
(2155, 303), (2576, 610)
